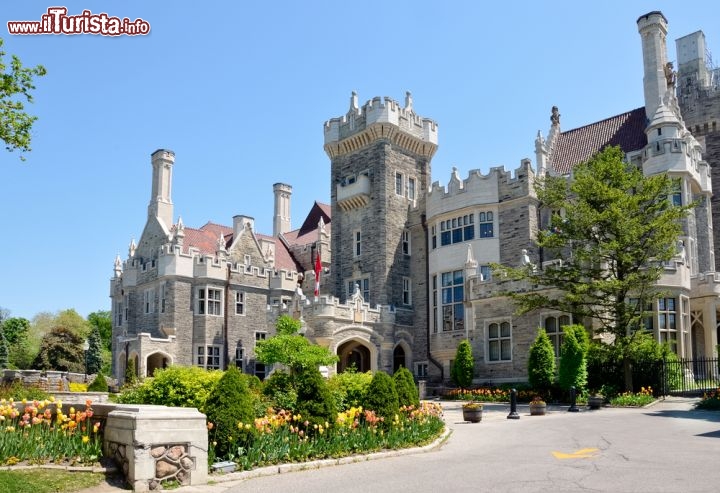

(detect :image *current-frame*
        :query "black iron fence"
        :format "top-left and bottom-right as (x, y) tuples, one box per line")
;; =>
(661, 357), (720, 396)
(588, 357), (720, 397)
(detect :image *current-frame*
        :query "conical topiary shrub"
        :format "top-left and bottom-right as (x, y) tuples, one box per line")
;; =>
(393, 366), (419, 408)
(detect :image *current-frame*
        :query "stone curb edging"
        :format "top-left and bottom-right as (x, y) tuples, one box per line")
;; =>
(0, 463), (117, 474)
(208, 425), (452, 484)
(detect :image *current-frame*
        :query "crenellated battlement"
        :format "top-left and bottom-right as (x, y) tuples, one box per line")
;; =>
(323, 92), (438, 153)
(427, 160), (535, 215)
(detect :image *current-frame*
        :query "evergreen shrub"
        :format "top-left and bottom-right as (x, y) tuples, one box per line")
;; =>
(528, 329), (556, 393)
(393, 367), (419, 408)
(363, 371), (399, 422)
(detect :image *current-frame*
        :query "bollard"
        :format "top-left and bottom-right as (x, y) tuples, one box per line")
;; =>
(507, 388), (520, 419)
(568, 386), (580, 412)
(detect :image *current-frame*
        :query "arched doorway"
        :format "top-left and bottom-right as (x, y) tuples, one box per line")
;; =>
(146, 352), (172, 377)
(393, 345), (406, 373)
(337, 340), (372, 373)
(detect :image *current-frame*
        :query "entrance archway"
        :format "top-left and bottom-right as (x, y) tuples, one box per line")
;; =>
(337, 340), (372, 373)
(393, 345), (406, 373)
(146, 352), (172, 377)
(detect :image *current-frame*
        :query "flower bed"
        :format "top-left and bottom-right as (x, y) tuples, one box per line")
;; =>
(609, 387), (655, 407)
(696, 388), (720, 410)
(445, 387), (535, 403)
(0, 397), (102, 466)
(209, 402), (444, 471)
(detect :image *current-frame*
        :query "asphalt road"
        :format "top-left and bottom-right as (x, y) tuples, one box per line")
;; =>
(208, 397), (720, 493)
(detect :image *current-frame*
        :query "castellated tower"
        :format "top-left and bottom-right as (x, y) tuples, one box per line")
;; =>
(323, 91), (437, 333)
(676, 30), (720, 262)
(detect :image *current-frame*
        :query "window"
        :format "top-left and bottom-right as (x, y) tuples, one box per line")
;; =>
(432, 275), (438, 333)
(144, 289), (154, 314)
(479, 211), (494, 238)
(354, 230), (361, 257)
(235, 346), (244, 371)
(416, 362), (428, 379)
(439, 214), (474, 246)
(198, 287), (222, 315)
(488, 321), (512, 361)
(402, 230), (410, 255)
(408, 177), (416, 200)
(347, 278), (370, 301)
(431, 225), (437, 250)
(124, 294), (129, 322)
(479, 265), (492, 281)
(196, 345), (221, 369)
(395, 172), (404, 196)
(670, 179), (682, 207)
(403, 277), (411, 305)
(116, 301), (123, 326)
(628, 298), (653, 332)
(235, 292), (245, 315)
(544, 315), (571, 356)
(254, 332), (268, 379)
(658, 297), (677, 352)
(159, 283), (166, 313)
(441, 270), (464, 331)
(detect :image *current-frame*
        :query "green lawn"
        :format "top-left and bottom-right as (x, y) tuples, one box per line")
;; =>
(0, 470), (107, 493)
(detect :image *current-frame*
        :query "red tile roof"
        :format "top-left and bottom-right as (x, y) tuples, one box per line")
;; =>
(550, 107), (648, 175)
(182, 222), (232, 255)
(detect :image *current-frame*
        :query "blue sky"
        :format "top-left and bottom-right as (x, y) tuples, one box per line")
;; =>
(0, 1), (716, 320)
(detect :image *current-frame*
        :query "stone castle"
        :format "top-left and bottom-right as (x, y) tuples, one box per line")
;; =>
(110, 11), (720, 384)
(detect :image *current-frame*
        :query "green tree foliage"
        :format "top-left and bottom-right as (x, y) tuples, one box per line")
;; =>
(116, 366), (223, 411)
(1, 317), (33, 368)
(0, 329), (8, 368)
(87, 372), (109, 392)
(497, 146), (689, 389)
(87, 311), (112, 351)
(558, 325), (588, 393)
(124, 358), (138, 386)
(327, 369), (373, 410)
(255, 314), (338, 374)
(85, 325), (103, 375)
(363, 371), (399, 422)
(0, 36), (46, 158)
(262, 370), (298, 411)
(450, 339), (474, 389)
(205, 366), (256, 460)
(527, 329), (556, 392)
(294, 366), (337, 427)
(393, 367), (419, 408)
(1, 317), (29, 345)
(32, 326), (84, 372)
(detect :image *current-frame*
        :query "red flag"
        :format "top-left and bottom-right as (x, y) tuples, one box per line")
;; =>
(314, 252), (322, 297)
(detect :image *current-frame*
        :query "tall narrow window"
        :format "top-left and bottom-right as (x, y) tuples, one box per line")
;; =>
(431, 225), (437, 250)
(354, 230), (361, 257)
(441, 270), (464, 331)
(347, 278), (370, 301)
(402, 230), (411, 255)
(144, 289), (154, 314)
(408, 177), (416, 200)
(159, 283), (166, 313)
(488, 321), (512, 361)
(659, 298), (677, 352)
(235, 346), (244, 372)
(235, 292), (245, 315)
(670, 179), (682, 207)
(395, 172), (404, 196)
(403, 277), (412, 305)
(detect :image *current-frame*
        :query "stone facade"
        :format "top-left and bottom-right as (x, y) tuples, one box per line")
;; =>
(111, 11), (720, 387)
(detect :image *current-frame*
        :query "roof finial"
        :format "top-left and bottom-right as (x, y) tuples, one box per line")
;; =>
(350, 91), (358, 111)
(405, 91), (413, 111)
(551, 106), (561, 126)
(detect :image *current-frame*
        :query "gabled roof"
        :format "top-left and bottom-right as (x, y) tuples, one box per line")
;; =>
(298, 202), (331, 237)
(550, 107), (648, 175)
(182, 222), (232, 255)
